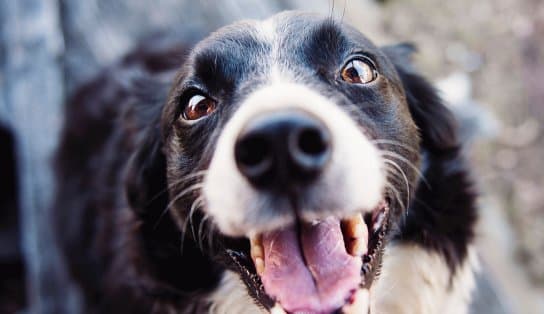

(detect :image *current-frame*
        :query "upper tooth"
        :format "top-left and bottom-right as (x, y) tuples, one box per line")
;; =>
(250, 234), (264, 275)
(250, 234), (263, 259)
(342, 214), (369, 257)
(350, 238), (368, 257)
(254, 257), (264, 276)
(343, 213), (366, 238)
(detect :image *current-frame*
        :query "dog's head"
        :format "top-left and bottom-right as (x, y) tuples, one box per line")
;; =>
(127, 11), (458, 314)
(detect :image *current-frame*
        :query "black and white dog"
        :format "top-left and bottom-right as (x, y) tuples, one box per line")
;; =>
(54, 11), (478, 314)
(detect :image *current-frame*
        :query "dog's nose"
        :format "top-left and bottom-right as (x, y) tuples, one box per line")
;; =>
(234, 111), (331, 188)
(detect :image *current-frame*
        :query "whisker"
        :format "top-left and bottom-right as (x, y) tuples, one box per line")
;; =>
(145, 170), (207, 207)
(341, 0), (347, 23)
(384, 181), (406, 215)
(206, 222), (217, 256)
(371, 139), (419, 154)
(180, 196), (204, 253)
(380, 150), (430, 188)
(197, 214), (211, 252)
(383, 159), (411, 212)
(153, 183), (204, 229)
(188, 197), (205, 241)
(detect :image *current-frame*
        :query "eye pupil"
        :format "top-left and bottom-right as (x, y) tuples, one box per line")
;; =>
(183, 94), (217, 121)
(341, 58), (376, 84)
(346, 65), (362, 83)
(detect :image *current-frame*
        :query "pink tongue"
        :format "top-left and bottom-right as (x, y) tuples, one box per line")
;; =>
(261, 217), (362, 314)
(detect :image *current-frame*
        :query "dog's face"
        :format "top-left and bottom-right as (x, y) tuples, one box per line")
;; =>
(161, 12), (422, 314)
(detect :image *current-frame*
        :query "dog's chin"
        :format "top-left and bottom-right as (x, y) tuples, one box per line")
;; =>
(232, 199), (391, 314)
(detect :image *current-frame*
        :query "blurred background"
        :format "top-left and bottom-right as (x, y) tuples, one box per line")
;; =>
(0, 0), (542, 313)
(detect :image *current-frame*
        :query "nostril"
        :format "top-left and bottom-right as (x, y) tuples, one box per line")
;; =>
(289, 123), (331, 176)
(236, 135), (269, 167)
(297, 127), (328, 157)
(234, 134), (273, 183)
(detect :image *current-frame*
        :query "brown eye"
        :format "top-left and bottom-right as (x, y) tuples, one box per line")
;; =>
(340, 58), (377, 84)
(182, 95), (217, 121)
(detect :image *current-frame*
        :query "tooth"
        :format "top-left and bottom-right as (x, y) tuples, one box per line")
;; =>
(348, 238), (368, 257)
(342, 289), (370, 314)
(342, 214), (369, 256)
(250, 234), (263, 259)
(255, 257), (265, 276)
(343, 213), (365, 238)
(270, 304), (286, 314)
(250, 234), (264, 275)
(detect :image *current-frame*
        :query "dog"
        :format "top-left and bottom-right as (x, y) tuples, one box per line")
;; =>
(53, 11), (478, 314)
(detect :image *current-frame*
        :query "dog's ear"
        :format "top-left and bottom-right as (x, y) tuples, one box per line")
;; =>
(382, 43), (459, 153)
(125, 123), (168, 217)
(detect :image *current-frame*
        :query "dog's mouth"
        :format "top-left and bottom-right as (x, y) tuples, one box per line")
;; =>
(246, 200), (390, 314)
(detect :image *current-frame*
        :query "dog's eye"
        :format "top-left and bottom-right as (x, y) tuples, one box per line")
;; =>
(340, 58), (377, 84)
(182, 95), (217, 121)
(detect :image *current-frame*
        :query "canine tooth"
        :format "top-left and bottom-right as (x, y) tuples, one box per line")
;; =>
(250, 234), (265, 275)
(255, 257), (265, 276)
(342, 213), (365, 238)
(342, 289), (370, 314)
(342, 214), (369, 256)
(251, 242), (264, 259)
(348, 237), (368, 257)
(270, 304), (286, 314)
(250, 234), (262, 246)
(250, 234), (263, 259)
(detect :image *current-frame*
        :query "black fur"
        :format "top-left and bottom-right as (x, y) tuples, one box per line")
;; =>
(383, 45), (477, 272)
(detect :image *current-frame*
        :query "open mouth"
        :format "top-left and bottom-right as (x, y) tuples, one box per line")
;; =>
(248, 200), (390, 314)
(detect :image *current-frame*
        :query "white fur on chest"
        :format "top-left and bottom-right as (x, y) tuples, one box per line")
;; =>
(208, 244), (478, 314)
(371, 244), (478, 314)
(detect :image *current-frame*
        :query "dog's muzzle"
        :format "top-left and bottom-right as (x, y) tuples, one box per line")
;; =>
(203, 83), (386, 313)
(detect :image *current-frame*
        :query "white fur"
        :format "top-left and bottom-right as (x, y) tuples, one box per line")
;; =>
(370, 244), (478, 314)
(255, 17), (293, 85)
(203, 82), (385, 236)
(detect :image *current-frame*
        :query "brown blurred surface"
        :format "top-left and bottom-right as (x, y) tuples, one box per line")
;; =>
(341, 0), (544, 312)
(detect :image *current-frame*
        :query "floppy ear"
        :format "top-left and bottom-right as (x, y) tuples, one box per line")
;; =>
(125, 123), (168, 219)
(382, 43), (459, 153)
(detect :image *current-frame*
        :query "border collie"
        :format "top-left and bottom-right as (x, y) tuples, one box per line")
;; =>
(54, 11), (478, 314)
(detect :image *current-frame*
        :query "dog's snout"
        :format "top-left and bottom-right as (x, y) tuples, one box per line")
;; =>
(234, 111), (331, 188)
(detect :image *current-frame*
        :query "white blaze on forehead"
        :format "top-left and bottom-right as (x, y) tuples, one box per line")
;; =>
(258, 17), (277, 44)
(203, 82), (385, 236)
(255, 17), (295, 85)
